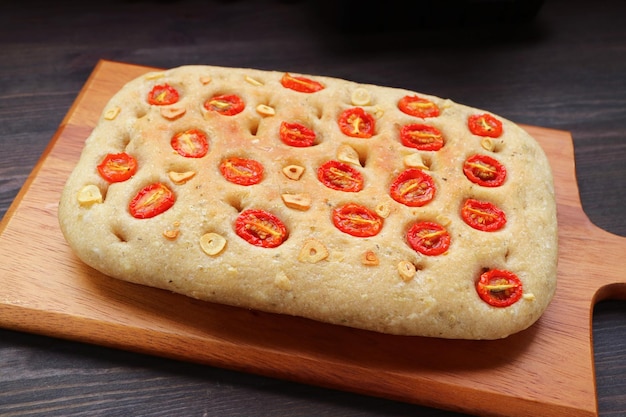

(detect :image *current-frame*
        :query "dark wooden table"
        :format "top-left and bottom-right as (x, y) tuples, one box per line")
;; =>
(1, 0), (624, 416)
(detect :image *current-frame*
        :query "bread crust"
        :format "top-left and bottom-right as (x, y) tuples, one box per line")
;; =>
(58, 65), (558, 339)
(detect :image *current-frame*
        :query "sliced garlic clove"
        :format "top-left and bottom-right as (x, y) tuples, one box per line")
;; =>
(104, 106), (121, 120)
(256, 104), (275, 117)
(351, 87), (371, 106)
(200, 232), (227, 256)
(245, 75), (264, 86)
(398, 260), (416, 282)
(77, 184), (103, 206)
(160, 106), (186, 120)
(361, 250), (380, 266)
(298, 239), (329, 263)
(281, 193), (312, 211)
(282, 164), (305, 180)
(168, 170), (196, 185)
(337, 144), (361, 166)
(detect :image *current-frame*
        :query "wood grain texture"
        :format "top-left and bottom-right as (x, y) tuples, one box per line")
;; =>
(1, 60), (624, 417)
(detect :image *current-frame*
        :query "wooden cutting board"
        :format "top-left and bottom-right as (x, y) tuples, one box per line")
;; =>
(1, 60), (624, 417)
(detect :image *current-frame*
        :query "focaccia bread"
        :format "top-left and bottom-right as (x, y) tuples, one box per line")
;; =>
(58, 65), (558, 339)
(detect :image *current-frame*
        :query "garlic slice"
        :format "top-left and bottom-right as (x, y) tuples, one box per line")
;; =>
(245, 75), (264, 86)
(403, 153), (429, 170)
(104, 106), (121, 120)
(256, 104), (275, 117)
(200, 233), (227, 256)
(168, 170), (196, 185)
(398, 260), (416, 282)
(337, 144), (361, 166)
(361, 250), (380, 266)
(281, 193), (312, 211)
(282, 164), (305, 180)
(351, 87), (371, 106)
(298, 239), (329, 263)
(77, 185), (102, 206)
(160, 106), (186, 120)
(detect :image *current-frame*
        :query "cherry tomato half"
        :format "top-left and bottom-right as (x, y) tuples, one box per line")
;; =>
(468, 113), (503, 138)
(338, 108), (376, 138)
(204, 94), (245, 116)
(476, 269), (523, 307)
(407, 221), (451, 256)
(147, 84), (179, 106)
(397, 95), (440, 118)
(390, 169), (436, 207)
(400, 123), (445, 151)
(235, 209), (288, 248)
(332, 203), (383, 238)
(220, 157), (264, 186)
(279, 121), (316, 147)
(463, 154), (506, 187)
(317, 160), (364, 192)
(171, 129), (209, 158)
(461, 198), (506, 231)
(97, 152), (137, 183)
(280, 73), (325, 93)
(129, 183), (175, 219)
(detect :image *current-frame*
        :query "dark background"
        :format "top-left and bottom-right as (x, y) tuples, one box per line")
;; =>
(1, 1), (625, 416)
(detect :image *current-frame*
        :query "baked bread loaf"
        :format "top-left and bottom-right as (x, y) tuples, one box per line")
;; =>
(58, 65), (558, 339)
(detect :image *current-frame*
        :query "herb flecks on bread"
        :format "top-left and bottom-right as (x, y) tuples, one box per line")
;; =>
(59, 65), (558, 339)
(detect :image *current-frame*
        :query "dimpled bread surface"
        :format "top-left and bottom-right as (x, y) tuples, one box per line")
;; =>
(58, 65), (558, 339)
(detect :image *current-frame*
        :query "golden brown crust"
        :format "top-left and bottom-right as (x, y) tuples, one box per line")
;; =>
(58, 65), (558, 339)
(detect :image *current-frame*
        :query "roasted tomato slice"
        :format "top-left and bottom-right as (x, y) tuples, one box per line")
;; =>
(280, 73), (325, 93)
(461, 198), (506, 231)
(407, 221), (451, 256)
(220, 157), (264, 186)
(332, 203), (383, 238)
(279, 121), (316, 147)
(397, 95), (440, 118)
(235, 209), (288, 248)
(476, 269), (523, 307)
(147, 83), (179, 105)
(129, 183), (175, 219)
(468, 113), (503, 138)
(318, 160), (364, 192)
(171, 129), (209, 158)
(204, 94), (245, 116)
(463, 154), (506, 187)
(400, 123), (445, 151)
(390, 169), (436, 207)
(338, 108), (375, 138)
(97, 152), (137, 183)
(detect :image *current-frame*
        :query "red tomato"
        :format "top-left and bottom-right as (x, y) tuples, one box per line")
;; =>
(476, 269), (523, 307)
(220, 157), (264, 185)
(235, 209), (288, 248)
(461, 198), (506, 231)
(171, 129), (209, 158)
(407, 221), (451, 256)
(332, 203), (383, 238)
(279, 121), (316, 147)
(204, 94), (245, 116)
(390, 169), (436, 207)
(317, 160), (364, 192)
(338, 108), (376, 138)
(468, 113), (503, 138)
(147, 84), (179, 105)
(97, 152), (137, 183)
(400, 123), (445, 151)
(463, 154), (506, 187)
(397, 95), (440, 118)
(280, 73), (325, 93)
(129, 183), (175, 219)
